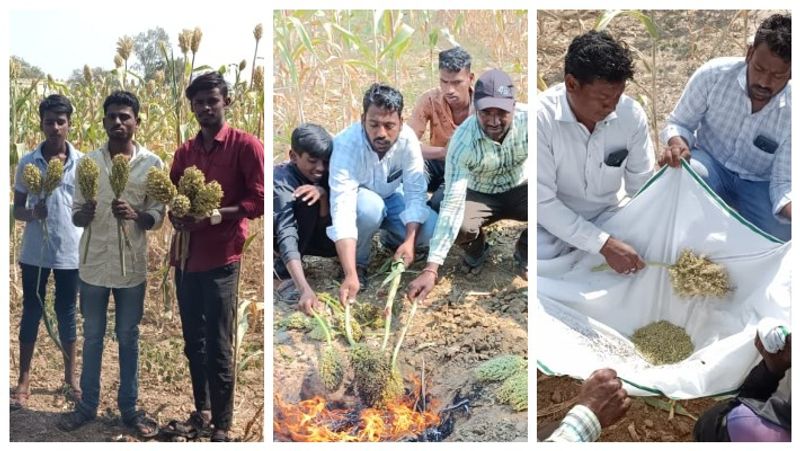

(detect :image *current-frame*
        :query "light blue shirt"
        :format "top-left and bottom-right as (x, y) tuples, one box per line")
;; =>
(327, 122), (429, 242)
(660, 57), (791, 217)
(14, 142), (83, 269)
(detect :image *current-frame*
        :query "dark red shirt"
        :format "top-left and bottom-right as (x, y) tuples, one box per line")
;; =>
(170, 123), (265, 272)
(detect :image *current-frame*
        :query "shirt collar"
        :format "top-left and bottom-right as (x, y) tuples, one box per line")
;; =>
(196, 122), (231, 148)
(33, 141), (77, 165)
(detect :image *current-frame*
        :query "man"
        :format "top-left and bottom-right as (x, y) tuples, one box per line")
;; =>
(329, 83), (437, 304)
(694, 330), (791, 442)
(12, 94), (82, 409)
(169, 72), (264, 442)
(537, 30), (655, 274)
(543, 368), (631, 442)
(660, 14), (791, 242)
(407, 68), (528, 304)
(274, 123), (337, 315)
(407, 46), (475, 211)
(60, 91), (164, 437)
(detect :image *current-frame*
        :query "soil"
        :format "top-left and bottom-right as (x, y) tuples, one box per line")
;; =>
(8, 223), (265, 442)
(536, 10), (783, 442)
(272, 220), (528, 442)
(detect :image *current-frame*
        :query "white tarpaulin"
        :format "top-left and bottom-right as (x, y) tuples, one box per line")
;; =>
(536, 161), (791, 399)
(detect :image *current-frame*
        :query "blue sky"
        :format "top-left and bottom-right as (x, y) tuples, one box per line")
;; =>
(9, 9), (263, 80)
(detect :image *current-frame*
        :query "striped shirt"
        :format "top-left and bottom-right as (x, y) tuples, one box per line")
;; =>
(327, 122), (429, 242)
(660, 57), (791, 217)
(428, 107), (528, 265)
(545, 404), (602, 442)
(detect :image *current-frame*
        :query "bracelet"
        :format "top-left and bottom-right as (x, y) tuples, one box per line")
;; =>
(421, 268), (439, 283)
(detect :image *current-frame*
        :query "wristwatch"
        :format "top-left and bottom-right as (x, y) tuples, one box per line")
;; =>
(210, 209), (222, 225)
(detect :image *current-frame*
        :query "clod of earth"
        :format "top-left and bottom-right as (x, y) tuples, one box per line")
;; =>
(632, 320), (694, 365)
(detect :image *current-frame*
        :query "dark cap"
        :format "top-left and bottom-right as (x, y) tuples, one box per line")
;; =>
(474, 69), (515, 112)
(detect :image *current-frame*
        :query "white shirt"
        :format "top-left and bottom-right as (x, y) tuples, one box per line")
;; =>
(537, 83), (655, 254)
(327, 122), (429, 242)
(660, 57), (791, 218)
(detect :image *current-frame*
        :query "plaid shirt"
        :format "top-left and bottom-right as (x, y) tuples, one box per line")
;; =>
(545, 404), (602, 442)
(428, 106), (528, 265)
(661, 57), (791, 217)
(327, 122), (429, 242)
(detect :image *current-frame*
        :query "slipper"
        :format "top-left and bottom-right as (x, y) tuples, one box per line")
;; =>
(211, 428), (232, 442)
(162, 411), (211, 439)
(277, 279), (300, 303)
(461, 242), (491, 274)
(10, 390), (29, 411)
(123, 410), (160, 439)
(58, 409), (94, 432)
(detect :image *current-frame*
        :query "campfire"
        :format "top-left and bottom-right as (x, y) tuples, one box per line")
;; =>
(274, 377), (460, 442)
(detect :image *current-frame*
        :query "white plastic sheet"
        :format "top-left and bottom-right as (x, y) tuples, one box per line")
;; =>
(536, 162), (791, 398)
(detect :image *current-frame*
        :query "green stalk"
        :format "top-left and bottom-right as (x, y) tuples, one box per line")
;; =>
(381, 260), (405, 352)
(312, 311), (334, 346)
(391, 299), (418, 368)
(36, 216), (63, 354)
(117, 218), (126, 276)
(81, 224), (92, 264)
(344, 303), (356, 347)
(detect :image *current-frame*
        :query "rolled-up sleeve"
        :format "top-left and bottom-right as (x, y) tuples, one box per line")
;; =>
(770, 133), (791, 222)
(238, 136), (266, 219)
(660, 62), (713, 149)
(624, 104), (656, 196)
(399, 129), (430, 225)
(327, 136), (360, 242)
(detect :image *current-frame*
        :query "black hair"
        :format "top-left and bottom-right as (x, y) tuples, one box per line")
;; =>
(103, 90), (140, 117)
(439, 46), (472, 72)
(362, 83), (404, 116)
(291, 123), (333, 160)
(565, 30), (635, 84)
(754, 14), (791, 63)
(39, 94), (73, 121)
(186, 71), (229, 100)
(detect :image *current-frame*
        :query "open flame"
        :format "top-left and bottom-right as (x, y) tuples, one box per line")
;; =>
(274, 377), (440, 442)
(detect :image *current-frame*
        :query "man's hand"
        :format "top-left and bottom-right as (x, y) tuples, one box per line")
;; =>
(298, 289), (322, 316)
(780, 202), (791, 221)
(755, 333), (791, 376)
(111, 199), (139, 221)
(406, 266), (437, 305)
(294, 185), (326, 206)
(600, 237), (645, 274)
(658, 136), (691, 168)
(577, 368), (631, 428)
(339, 273), (360, 306)
(394, 240), (416, 267)
(73, 200), (96, 227)
(32, 200), (48, 220)
(169, 211), (209, 232)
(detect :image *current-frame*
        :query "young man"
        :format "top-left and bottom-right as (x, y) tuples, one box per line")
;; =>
(407, 69), (529, 304)
(169, 72), (264, 442)
(60, 91), (165, 437)
(660, 14), (791, 241)
(536, 30), (655, 275)
(329, 83), (437, 305)
(408, 46), (475, 211)
(273, 123), (337, 315)
(12, 94), (82, 409)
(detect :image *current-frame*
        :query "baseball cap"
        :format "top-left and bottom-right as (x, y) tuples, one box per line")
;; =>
(474, 69), (515, 112)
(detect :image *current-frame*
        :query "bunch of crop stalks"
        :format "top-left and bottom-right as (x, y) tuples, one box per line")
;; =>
(475, 354), (528, 411)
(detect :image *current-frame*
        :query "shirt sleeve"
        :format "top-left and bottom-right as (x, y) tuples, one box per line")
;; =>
(624, 103), (656, 196)
(238, 135), (266, 219)
(14, 156), (28, 194)
(273, 168), (302, 264)
(427, 127), (471, 265)
(399, 129), (430, 226)
(537, 109), (610, 254)
(544, 405), (602, 442)
(407, 92), (431, 141)
(659, 61), (714, 149)
(327, 132), (360, 242)
(769, 132), (791, 222)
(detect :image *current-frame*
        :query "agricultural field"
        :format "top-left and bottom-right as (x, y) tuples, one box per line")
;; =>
(536, 9), (784, 442)
(8, 25), (265, 441)
(272, 10), (529, 442)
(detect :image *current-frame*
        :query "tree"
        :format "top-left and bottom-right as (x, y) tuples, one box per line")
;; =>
(133, 27), (171, 80)
(10, 55), (45, 79)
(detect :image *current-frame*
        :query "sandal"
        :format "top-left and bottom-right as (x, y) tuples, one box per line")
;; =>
(123, 410), (160, 439)
(277, 279), (300, 303)
(211, 428), (232, 442)
(58, 409), (94, 432)
(162, 411), (211, 439)
(10, 389), (29, 411)
(461, 242), (491, 274)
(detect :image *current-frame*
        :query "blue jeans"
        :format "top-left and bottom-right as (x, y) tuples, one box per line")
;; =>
(355, 189), (438, 267)
(18, 263), (78, 344)
(77, 280), (145, 421)
(691, 149), (791, 242)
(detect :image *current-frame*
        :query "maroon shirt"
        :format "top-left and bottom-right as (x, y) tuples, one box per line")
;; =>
(170, 123), (265, 272)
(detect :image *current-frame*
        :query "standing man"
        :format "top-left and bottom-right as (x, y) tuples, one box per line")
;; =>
(660, 14), (791, 241)
(60, 91), (164, 438)
(408, 46), (475, 211)
(273, 123), (337, 315)
(407, 68), (529, 304)
(329, 83), (437, 304)
(12, 94), (82, 409)
(537, 30), (655, 274)
(169, 72), (265, 442)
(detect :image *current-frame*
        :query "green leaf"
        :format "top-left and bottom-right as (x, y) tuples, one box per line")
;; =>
(242, 230), (260, 254)
(287, 16), (317, 60)
(628, 10), (659, 39)
(380, 23), (414, 60)
(594, 9), (624, 31)
(428, 30), (438, 47)
(454, 13), (465, 34)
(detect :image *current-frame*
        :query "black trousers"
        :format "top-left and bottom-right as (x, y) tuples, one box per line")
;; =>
(273, 203), (336, 279)
(175, 262), (240, 430)
(457, 184), (529, 264)
(694, 400), (736, 442)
